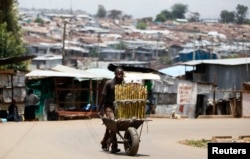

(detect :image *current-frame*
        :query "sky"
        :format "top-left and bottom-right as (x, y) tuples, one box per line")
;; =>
(17, 0), (250, 19)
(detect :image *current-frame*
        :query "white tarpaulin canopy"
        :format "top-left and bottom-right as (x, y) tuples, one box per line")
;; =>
(51, 64), (99, 79)
(25, 70), (96, 79)
(25, 65), (161, 80)
(124, 71), (161, 80)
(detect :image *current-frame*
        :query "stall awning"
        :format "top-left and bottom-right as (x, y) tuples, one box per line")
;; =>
(26, 64), (161, 81)
(25, 70), (96, 80)
(0, 55), (36, 66)
(125, 72), (161, 80)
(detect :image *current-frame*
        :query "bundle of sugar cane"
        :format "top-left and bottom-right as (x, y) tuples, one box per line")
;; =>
(115, 83), (148, 119)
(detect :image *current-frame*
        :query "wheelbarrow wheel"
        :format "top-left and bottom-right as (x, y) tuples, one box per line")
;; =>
(124, 127), (140, 156)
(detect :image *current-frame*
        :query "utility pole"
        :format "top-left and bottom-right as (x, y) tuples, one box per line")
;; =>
(62, 18), (73, 66)
(243, 33), (248, 73)
(156, 32), (160, 60)
(62, 22), (67, 65)
(212, 75), (217, 115)
(193, 27), (197, 60)
(132, 43), (135, 59)
(97, 33), (101, 68)
(118, 33), (123, 62)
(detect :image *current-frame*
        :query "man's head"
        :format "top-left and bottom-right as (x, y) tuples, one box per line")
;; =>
(12, 98), (16, 104)
(114, 67), (124, 81)
(28, 88), (34, 95)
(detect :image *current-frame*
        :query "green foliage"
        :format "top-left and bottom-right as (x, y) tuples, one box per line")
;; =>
(171, 3), (188, 19)
(114, 41), (127, 50)
(154, 4), (187, 22)
(155, 13), (167, 22)
(180, 139), (210, 148)
(220, 4), (249, 24)
(235, 4), (248, 24)
(108, 9), (122, 19)
(34, 17), (44, 24)
(220, 10), (235, 23)
(0, 0), (26, 69)
(0, 0), (22, 42)
(96, 4), (107, 18)
(141, 17), (153, 23)
(188, 12), (200, 22)
(0, 23), (25, 58)
(122, 14), (133, 20)
(136, 21), (146, 30)
(89, 47), (98, 57)
(160, 56), (173, 65)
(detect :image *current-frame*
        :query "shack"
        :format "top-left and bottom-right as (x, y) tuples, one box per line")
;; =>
(25, 66), (102, 120)
(25, 64), (162, 120)
(0, 56), (36, 121)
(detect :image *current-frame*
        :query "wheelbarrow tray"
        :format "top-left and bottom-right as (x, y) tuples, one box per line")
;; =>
(102, 118), (144, 132)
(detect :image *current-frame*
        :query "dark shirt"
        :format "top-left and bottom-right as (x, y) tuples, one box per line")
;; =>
(8, 104), (18, 115)
(8, 103), (18, 121)
(101, 78), (123, 107)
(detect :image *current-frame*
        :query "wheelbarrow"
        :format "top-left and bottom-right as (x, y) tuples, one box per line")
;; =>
(101, 117), (149, 156)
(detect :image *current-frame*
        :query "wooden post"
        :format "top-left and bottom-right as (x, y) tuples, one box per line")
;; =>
(89, 79), (93, 112)
(213, 84), (216, 114)
(212, 75), (217, 114)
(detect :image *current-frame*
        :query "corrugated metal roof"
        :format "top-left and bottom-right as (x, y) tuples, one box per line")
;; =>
(159, 65), (194, 77)
(0, 55), (36, 66)
(181, 57), (250, 66)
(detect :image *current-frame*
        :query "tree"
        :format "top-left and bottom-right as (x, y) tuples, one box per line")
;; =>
(171, 3), (188, 19)
(0, 23), (26, 68)
(114, 41), (127, 50)
(122, 14), (133, 20)
(188, 12), (200, 22)
(136, 21), (147, 30)
(154, 4), (188, 22)
(155, 10), (173, 22)
(0, 0), (26, 69)
(220, 10), (235, 23)
(96, 4), (106, 18)
(155, 13), (167, 22)
(108, 9), (122, 19)
(235, 4), (248, 24)
(162, 10), (174, 20)
(34, 16), (44, 25)
(141, 17), (153, 23)
(0, 0), (21, 42)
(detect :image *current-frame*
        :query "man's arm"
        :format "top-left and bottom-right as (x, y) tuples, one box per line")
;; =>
(98, 80), (111, 116)
(98, 94), (107, 115)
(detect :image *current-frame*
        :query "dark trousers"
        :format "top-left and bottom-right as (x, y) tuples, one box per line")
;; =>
(101, 107), (118, 149)
(102, 128), (118, 149)
(24, 105), (35, 121)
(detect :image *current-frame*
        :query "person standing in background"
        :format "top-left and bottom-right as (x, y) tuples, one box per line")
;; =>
(24, 89), (40, 121)
(7, 99), (20, 121)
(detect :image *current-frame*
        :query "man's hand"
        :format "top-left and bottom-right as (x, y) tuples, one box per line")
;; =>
(98, 111), (104, 118)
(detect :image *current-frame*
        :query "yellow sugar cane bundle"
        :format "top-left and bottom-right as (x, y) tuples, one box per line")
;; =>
(138, 101), (142, 118)
(115, 83), (148, 119)
(121, 102), (125, 118)
(117, 102), (122, 118)
(117, 101), (122, 119)
(115, 85), (118, 100)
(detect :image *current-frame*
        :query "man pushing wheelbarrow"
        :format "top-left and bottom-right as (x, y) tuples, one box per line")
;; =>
(99, 67), (150, 156)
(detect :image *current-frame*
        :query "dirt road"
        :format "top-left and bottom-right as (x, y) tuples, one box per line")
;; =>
(0, 118), (249, 159)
